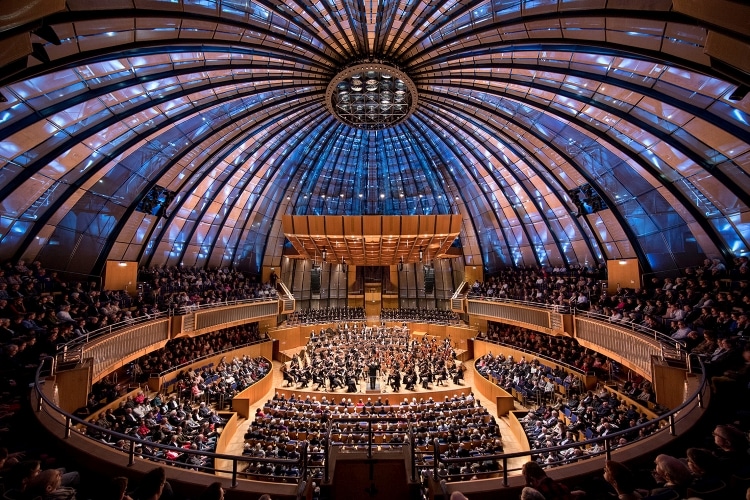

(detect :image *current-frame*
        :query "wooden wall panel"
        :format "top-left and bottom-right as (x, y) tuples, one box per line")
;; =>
(55, 364), (92, 414)
(470, 364), (515, 416)
(104, 261), (138, 294)
(607, 258), (640, 293)
(291, 215), (308, 234)
(418, 215), (434, 235)
(435, 215), (451, 234)
(229, 367), (274, 419)
(269, 326), (303, 352)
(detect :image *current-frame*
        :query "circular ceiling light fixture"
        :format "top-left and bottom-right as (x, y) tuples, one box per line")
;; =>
(326, 62), (418, 130)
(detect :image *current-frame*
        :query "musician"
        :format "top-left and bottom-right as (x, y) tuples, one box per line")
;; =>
(368, 359), (380, 390)
(329, 370), (344, 390)
(390, 368), (401, 392)
(280, 364), (295, 387)
(297, 366), (311, 388)
(451, 362), (466, 385)
(404, 369), (417, 391)
(436, 365), (448, 386)
(312, 368), (326, 390)
(346, 371), (358, 393)
(421, 366), (433, 389)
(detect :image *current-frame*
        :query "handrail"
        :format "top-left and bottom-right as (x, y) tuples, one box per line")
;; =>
(451, 282), (468, 314)
(175, 294), (278, 314)
(35, 297), (709, 491)
(476, 338), (586, 376)
(151, 337), (271, 378)
(422, 358), (708, 486)
(324, 416), (412, 458)
(574, 309), (686, 352)
(469, 296), (686, 353)
(56, 311), (171, 353)
(33, 357), (308, 489)
(467, 295), (573, 314)
(56, 296), (279, 353)
(277, 281), (294, 301)
(452, 282), (468, 298)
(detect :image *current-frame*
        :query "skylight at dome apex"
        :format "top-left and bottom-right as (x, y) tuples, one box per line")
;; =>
(0, 0), (748, 277)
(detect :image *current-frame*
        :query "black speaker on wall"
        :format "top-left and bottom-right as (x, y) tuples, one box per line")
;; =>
(311, 266), (321, 294)
(424, 266), (435, 294)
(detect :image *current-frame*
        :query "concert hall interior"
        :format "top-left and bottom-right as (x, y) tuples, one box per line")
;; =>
(0, 1), (749, 500)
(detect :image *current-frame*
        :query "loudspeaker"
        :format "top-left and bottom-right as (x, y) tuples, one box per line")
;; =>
(424, 266), (435, 294)
(311, 266), (321, 294)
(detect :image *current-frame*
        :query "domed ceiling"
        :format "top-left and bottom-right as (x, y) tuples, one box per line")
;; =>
(0, 0), (748, 276)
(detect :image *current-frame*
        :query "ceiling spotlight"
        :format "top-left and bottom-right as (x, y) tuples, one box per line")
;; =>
(322, 247), (327, 261)
(419, 247), (424, 262)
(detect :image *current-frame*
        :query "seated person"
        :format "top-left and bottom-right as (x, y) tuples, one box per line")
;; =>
(26, 468), (77, 500)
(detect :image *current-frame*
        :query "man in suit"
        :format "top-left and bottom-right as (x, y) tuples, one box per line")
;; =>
(390, 368), (401, 392)
(368, 359), (380, 390)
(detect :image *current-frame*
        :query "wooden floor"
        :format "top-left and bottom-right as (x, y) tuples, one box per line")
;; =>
(217, 345), (531, 478)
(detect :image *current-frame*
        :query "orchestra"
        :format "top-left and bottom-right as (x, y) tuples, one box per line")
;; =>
(280, 323), (462, 394)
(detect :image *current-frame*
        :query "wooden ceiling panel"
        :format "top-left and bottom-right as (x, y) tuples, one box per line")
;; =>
(282, 215), (462, 265)
(325, 216), (344, 235)
(362, 216), (382, 235)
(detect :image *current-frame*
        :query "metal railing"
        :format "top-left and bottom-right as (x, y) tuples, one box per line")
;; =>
(56, 311), (171, 355)
(57, 295), (279, 354)
(33, 358), (309, 496)
(451, 282), (468, 313)
(151, 338), (271, 379)
(33, 295), (711, 493)
(84, 318), (172, 381)
(468, 299), (558, 331)
(419, 358), (708, 486)
(467, 295), (574, 314)
(193, 301), (278, 330)
(277, 281), (296, 314)
(573, 309), (686, 350)
(34, 349), (708, 493)
(323, 416), (417, 484)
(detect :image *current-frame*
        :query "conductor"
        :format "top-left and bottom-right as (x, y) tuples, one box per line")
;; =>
(368, 359), (380, 390)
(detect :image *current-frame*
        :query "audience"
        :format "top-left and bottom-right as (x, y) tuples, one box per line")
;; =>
(521, 460), (573, 500)
(288, 307), (365, 325)
(380, 308), (460, 324)
(1, 257), (749, 498)
(603, 460), (641, 500)
(470, 261), (749, 345)
(197, 481), (224, 500)
(134, 323), (263, 379)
